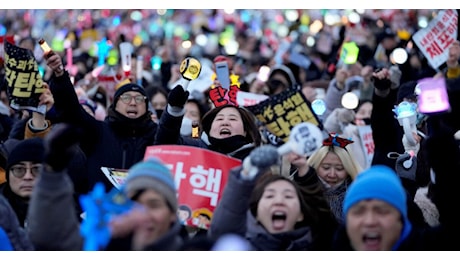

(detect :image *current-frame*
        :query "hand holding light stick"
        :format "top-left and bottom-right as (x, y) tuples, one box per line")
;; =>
(178, 57), (202, 91)
(277, 122), (324, 157)
(39, 38), (64, 73)
(119, 42), (132, 79)
(393, 101), (418, 147)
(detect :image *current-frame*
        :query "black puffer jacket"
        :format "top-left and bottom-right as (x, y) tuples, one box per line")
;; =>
(49, 71), (157, 192)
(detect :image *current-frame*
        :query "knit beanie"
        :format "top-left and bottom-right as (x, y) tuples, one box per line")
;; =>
(6, 138), (45, 182)
(123, 158), (177, 212)
(113, 83), (148, 106)
(397, 81), (417, 104)
(343, 165), (412, 250)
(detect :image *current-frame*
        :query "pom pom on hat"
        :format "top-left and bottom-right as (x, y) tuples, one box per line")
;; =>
(123, 158), (177, 212)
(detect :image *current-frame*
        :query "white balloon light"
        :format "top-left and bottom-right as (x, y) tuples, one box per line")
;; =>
(341, 92), (359, 110)
(391, 48), (408, 64)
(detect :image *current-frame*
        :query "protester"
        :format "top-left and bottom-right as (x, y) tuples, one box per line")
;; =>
(0, 137), (44, 227)
(342, 99), (374, 170)
(155, 82), (261, 160)
(306, 133), (362, 225)
(208, 145), (337, 250)
(333, 137), (460, 251)
(28, 123), (213, 250)
(44, 51), (158, 192)
(370, 68), (431, 228)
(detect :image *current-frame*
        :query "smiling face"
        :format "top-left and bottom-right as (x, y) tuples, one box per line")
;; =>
(317, 151), (348, 189)
(256, 180), (304, 234)
(209, 107), (246, 139)
(115, 91), (147, 119)
(346, 199), (403, 250)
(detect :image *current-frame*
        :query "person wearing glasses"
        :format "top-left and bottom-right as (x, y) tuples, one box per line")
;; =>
(0, 137), (44, 228)
(43, 51), (158, 193)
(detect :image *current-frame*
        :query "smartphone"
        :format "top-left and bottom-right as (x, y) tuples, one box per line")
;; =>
(215, 61), (231, 90)
(289, 51), (311, 70)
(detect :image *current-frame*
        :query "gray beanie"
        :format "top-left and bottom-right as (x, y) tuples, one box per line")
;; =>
(123, 158), (177, 212)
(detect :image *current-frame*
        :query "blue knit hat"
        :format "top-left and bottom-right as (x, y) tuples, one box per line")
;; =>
(123, 158), (177, 212)
(343, 165), (412, 250)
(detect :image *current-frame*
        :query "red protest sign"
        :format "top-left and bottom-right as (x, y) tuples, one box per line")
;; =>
(144, 145), (241, 230)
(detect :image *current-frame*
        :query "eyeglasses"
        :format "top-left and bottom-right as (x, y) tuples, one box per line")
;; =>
(10, 165), (43, 178)
(119, 94), (147, 104)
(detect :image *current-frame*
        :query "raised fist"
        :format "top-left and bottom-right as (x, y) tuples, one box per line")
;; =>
(168, 85), (189, 108)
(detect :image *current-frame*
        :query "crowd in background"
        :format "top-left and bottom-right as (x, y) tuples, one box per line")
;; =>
(0, 9), (459, 251)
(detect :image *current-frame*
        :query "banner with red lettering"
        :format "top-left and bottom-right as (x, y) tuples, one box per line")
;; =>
(412, 9), (458, 69)
(357, 125), (374, 168)
(144, 145), (241, 230)
(236, 90), (269, 106)
(102, 145), (242, 230)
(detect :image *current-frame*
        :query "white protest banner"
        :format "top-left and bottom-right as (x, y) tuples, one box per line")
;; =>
(357, 125), (374, 168)
(236, 91), (269, 107)
(412, 9), (458, 69)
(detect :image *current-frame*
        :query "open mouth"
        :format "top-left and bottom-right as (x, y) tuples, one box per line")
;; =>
(362, 233), (382, 250)
(219, 128), (232, 137)
(271, 211), (287, 230)
(126, 110), (138, 117)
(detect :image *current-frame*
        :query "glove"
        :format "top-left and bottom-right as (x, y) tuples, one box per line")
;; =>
(168, 85), (189, 108)
(337, 108), (355, 124)
(395, 152), (417, 181)
(241, 145), (280, 180)
(372, 74), (392, 91)
(44, 123), (82, 172)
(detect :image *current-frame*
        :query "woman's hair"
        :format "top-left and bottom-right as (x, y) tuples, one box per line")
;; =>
(201, 104), (262, 146)
(307, 145), (362, 180)
(248, 174), (316, 229)
(145, 85), (168, 103)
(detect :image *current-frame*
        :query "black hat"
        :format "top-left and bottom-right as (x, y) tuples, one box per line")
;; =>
(6, 138), (45, 182)
(397, 81), (417, 104)
(113, 83), (148, 106)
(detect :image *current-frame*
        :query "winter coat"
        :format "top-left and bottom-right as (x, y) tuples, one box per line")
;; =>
(155, 108), (255, 161)
(209, 167), (335, 250)
(332, 117), (460, 250)
(0, 194), (34, 250)
(49, 71), (157, 192)
(27, 168), (187, 251)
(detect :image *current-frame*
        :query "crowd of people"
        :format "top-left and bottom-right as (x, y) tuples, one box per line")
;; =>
(0, 9), (460, 251)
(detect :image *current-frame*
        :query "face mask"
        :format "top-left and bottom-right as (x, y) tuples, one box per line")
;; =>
(180, 116), (193, 136)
